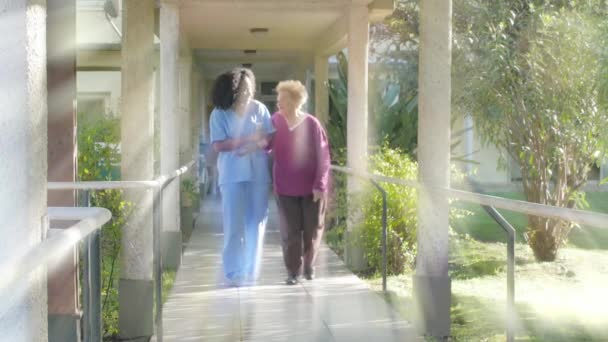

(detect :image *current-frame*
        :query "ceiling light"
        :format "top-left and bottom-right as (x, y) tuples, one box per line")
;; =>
(249, 28), (269, 37)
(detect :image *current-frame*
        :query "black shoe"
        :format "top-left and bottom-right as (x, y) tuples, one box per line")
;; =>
(285, 275), (298, 285)
(304, 269), (315, 281)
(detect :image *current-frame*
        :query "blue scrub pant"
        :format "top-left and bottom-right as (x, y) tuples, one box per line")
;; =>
(220, 182), (269, 281)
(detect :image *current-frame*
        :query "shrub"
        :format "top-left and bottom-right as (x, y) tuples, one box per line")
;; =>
(327, 145), (471, 275)
(77, 114), (132, 338)
(355, 146), (418, 274)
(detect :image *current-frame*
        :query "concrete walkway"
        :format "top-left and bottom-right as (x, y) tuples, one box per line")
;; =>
(154, 196), (419, 342)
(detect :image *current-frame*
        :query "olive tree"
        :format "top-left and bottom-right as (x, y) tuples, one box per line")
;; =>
(454, 2), (608, 260)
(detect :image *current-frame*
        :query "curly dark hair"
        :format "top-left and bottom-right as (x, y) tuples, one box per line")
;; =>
(211, 67), (256, 110)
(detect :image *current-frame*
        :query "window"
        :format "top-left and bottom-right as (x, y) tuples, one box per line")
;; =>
(258, 80), (279, 113)
(264, 101), (277, 113)
(509, 157), (522, 182)
(588, 164), (601, 181)
(260, 81), (278, 96)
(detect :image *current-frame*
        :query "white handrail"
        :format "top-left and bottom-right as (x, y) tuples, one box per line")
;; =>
(4, 160), (195, 299)
(331, 165), (608, 229)
(45, 160), (195, 342)
(0, 207), (112, 296)
(48, 161), (196, 191)
(48, 180), (158, 190)
(48, 207), (113, 222)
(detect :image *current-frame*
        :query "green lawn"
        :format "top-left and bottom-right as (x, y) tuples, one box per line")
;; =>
(355, 191), (608, 341)
(450, 191), (608, 250)
(366, 238), (608, 341)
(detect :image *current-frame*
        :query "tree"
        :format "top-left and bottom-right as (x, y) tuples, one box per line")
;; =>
(377, 0), (608, 261)
(327, 50), (419, 157)
(327, 51), (349, 158)
(370, 2), (420, 156)
(454, 1), (608, 261)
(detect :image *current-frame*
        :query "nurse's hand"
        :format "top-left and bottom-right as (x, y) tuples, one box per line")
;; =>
(244, 133), (261, 143)
(256, 137), (269, 149)
(236, 143), (257, 156)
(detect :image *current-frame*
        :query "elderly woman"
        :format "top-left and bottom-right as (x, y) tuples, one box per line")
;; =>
(209, 68), (274, 286)
(271, 80), (331, 285)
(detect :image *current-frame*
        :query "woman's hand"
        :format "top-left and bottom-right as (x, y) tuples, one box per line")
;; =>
(312, 189), (324, 202)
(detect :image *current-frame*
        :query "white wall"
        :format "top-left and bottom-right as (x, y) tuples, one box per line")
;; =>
(453, 114), (510, 185)
(77, 71), (121, 115)
(472, 135), (511, 184)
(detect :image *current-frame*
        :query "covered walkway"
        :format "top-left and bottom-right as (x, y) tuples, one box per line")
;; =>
(154, 196), (418, 341)
(2, 0), (455, 340)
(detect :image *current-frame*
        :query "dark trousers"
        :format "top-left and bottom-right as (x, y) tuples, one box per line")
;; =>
(276, 194), (326, 276)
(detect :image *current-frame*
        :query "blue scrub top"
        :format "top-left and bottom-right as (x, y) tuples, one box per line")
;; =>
(210, 100), (274, 186)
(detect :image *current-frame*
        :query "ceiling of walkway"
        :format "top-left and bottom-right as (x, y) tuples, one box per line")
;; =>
(74, 0), (392, 80)
(182, 0), (392, 79)
(181, 0), (351, 51)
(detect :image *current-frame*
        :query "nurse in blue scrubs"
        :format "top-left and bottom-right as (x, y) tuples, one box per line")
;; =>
(209, 68), (274, 286)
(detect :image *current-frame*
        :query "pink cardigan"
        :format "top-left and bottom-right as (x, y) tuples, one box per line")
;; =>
(270, 113), (330, 196)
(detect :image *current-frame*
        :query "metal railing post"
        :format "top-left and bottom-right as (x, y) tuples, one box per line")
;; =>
(470, 179), (516, 342)
(82, 237), (92, 342)
(481, 205), (516, 342)
(153, 185), (164, 342)
(79, 189), (102, 342)
(370, 180), (388, 292)
(90, 225), (102, 342)
(80, 190), (92, 342)
(42, 160), (227, 341)
(331, 166), (389, 292)
(506, 227), (515, 342)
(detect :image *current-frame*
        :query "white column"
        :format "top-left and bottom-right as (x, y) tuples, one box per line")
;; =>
(46, 0), (80, 339)
(178, 55), (193, 166)
(0, 2), (48, 341)
(160, 0), (182, 269)
(119, 0), (155, 338)
(414, 0), (452, 338)
(154, 68), (160, 175)
(178, 54), (195, 234)
(314, 55), (329, 124)
(154, 52), (161, 176)
(345, 4), (370, 271)
(201, 79), (210, 143)
(191, 69), (202, 171)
